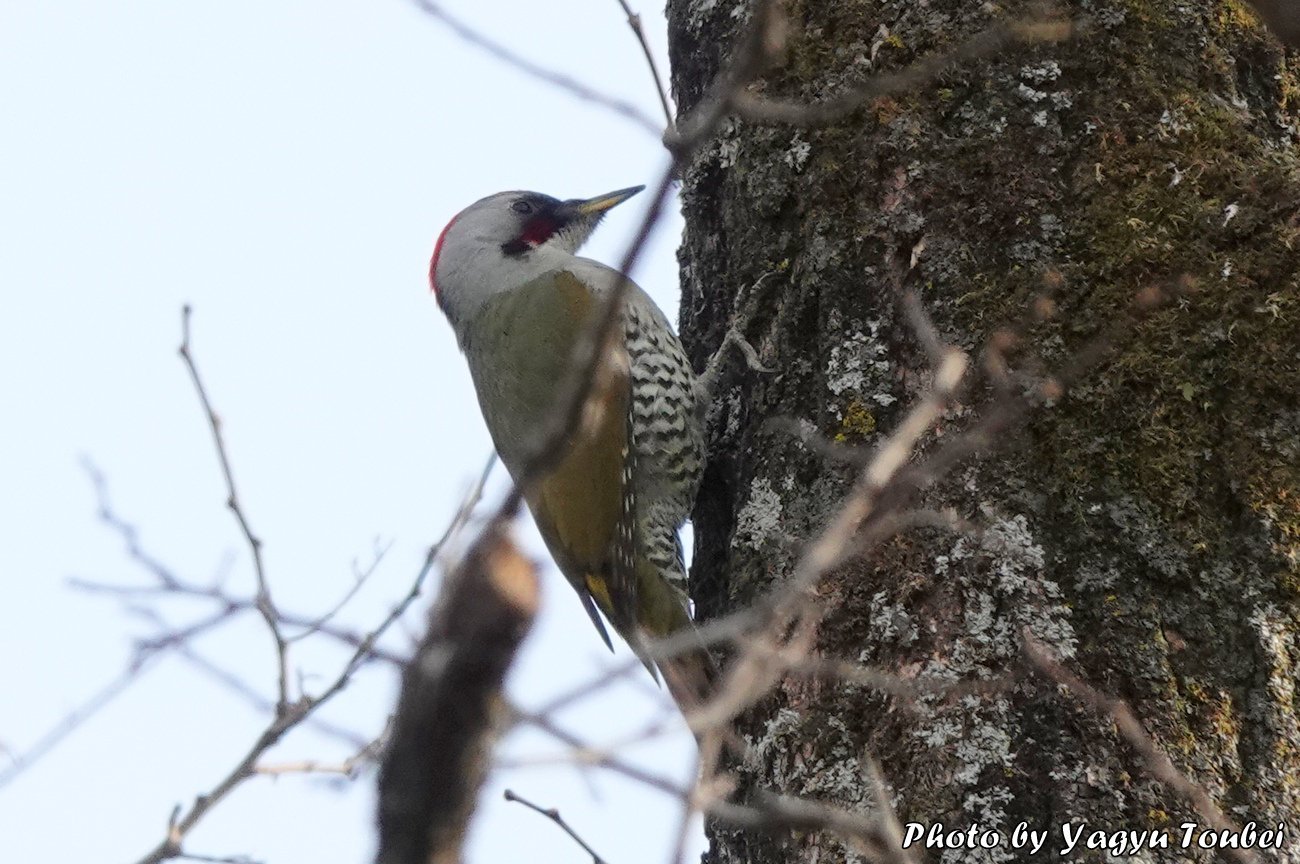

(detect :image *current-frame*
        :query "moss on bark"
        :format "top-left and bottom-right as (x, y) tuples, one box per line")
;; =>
(668, 1), (1300, 861)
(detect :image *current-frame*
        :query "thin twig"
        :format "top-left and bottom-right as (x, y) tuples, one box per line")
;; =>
(409, 0), (661, 135)
(706, 793), (894, 861)
(256, 731), (387, 779)
(1023, 631), (1261, 864)
(170, 644), (369, 750)
(772, 345), (969, 616)
(614, 0), (675, 130)
(665, 0), (783, 155)
(175, 853), (261, 864)
(1244, 0), (1300, 47)
(131, 605), (242, 655)
(135, 704), (314, 864)
(71, 572), (410, 668)
(136, 579), (438, 864)
(179, 305), (290, 710)
(864, 757), (917, 864)
(504, 789), (610, 864)
(666, 756), (701, 864)
(484, 0), (785, 566)
(284, 538), (394, 644)
(0, 652), (162, 789)
(514, 710), (691, 800)
(127, 452), (494, 864)
(75, 453), (496, 675)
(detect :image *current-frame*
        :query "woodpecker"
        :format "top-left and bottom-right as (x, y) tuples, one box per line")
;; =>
(430, 185), (712, 707)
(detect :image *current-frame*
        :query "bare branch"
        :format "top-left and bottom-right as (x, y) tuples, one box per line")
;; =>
(489, 0), (786, 549)
(408, 0), (661, 135)
(665, 0), (785, 154)
(863, 757), (918, 864)
(504, 789), (610, 864)
(284, 538), (393, 644)
(514, 709), (692, 800)
(666, 751), (702, 864)
(179, 305), (291, 710)
(376, 526), (539, 864)
(1245, 0), (1300, 46)
(773, 339), (968, 616)
(170, 644), (369, 750)
(1023, 631), (1261, 864)
(76, 450), (495, 677)
(0, 652), (162, 789)
(255, 731), (386, 780)
(71, 569), (411, 668)
(135, 702), (316, 864)
(175, 853), (261, 864)
(148, 605), (445, 864)
(614, 0), (675, 129)
(707, 793), (896, 861)
(119, 448), (495, 863)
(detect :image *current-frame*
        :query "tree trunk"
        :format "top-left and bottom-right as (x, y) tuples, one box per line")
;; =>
(667, 1), (1300, 862)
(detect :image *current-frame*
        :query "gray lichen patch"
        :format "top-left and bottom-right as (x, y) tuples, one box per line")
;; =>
(733, 476), (784, 549)
(666, 0), (1300, 860)
(825, 319), (893, 411)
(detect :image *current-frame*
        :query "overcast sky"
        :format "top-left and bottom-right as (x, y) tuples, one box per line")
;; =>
(0, 2), (703, 861)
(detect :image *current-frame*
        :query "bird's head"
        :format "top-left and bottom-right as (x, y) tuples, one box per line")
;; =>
(430, 185), (643, 330)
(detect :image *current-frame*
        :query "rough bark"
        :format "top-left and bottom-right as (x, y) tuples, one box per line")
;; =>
(667, 1), (1300, 862)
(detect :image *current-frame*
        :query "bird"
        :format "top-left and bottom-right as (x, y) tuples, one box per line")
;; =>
(429, 184), (713, 709)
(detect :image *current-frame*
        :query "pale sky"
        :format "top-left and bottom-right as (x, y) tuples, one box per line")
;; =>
(0, 2), (703, 861)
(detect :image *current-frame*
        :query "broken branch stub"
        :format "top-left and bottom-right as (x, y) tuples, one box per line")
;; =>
(375, 526), (538, 864)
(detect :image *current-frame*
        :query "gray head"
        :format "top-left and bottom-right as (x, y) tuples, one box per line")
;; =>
(430, 186), (643, 332)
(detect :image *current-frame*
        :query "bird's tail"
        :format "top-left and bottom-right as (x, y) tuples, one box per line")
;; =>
(658, 634), (719, 718)
(629, 576), (719, 719)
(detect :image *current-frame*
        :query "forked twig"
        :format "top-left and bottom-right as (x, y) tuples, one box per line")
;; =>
(179, 305), (290, 710)
(409, 0), (661, 134)
(614, 0), (675, 129)
(504, 789), (610, 864)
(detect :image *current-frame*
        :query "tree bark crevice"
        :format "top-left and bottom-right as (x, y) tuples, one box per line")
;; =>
(669, 1), (1300, 861)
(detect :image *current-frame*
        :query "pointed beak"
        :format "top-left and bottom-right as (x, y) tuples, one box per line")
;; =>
(546, 186), (644, 254)
(567, 185), (645, 217)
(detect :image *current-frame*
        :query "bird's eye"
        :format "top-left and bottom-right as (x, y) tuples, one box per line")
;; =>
(511, 200), (534, 214)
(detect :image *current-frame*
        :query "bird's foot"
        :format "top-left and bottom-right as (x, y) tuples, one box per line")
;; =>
(696, 326), (770, 412)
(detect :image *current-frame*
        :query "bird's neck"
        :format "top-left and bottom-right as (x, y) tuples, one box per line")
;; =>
(440, 244), (578, 341)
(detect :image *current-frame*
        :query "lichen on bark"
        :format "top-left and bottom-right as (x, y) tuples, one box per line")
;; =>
(667, 0), (1300, 861)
